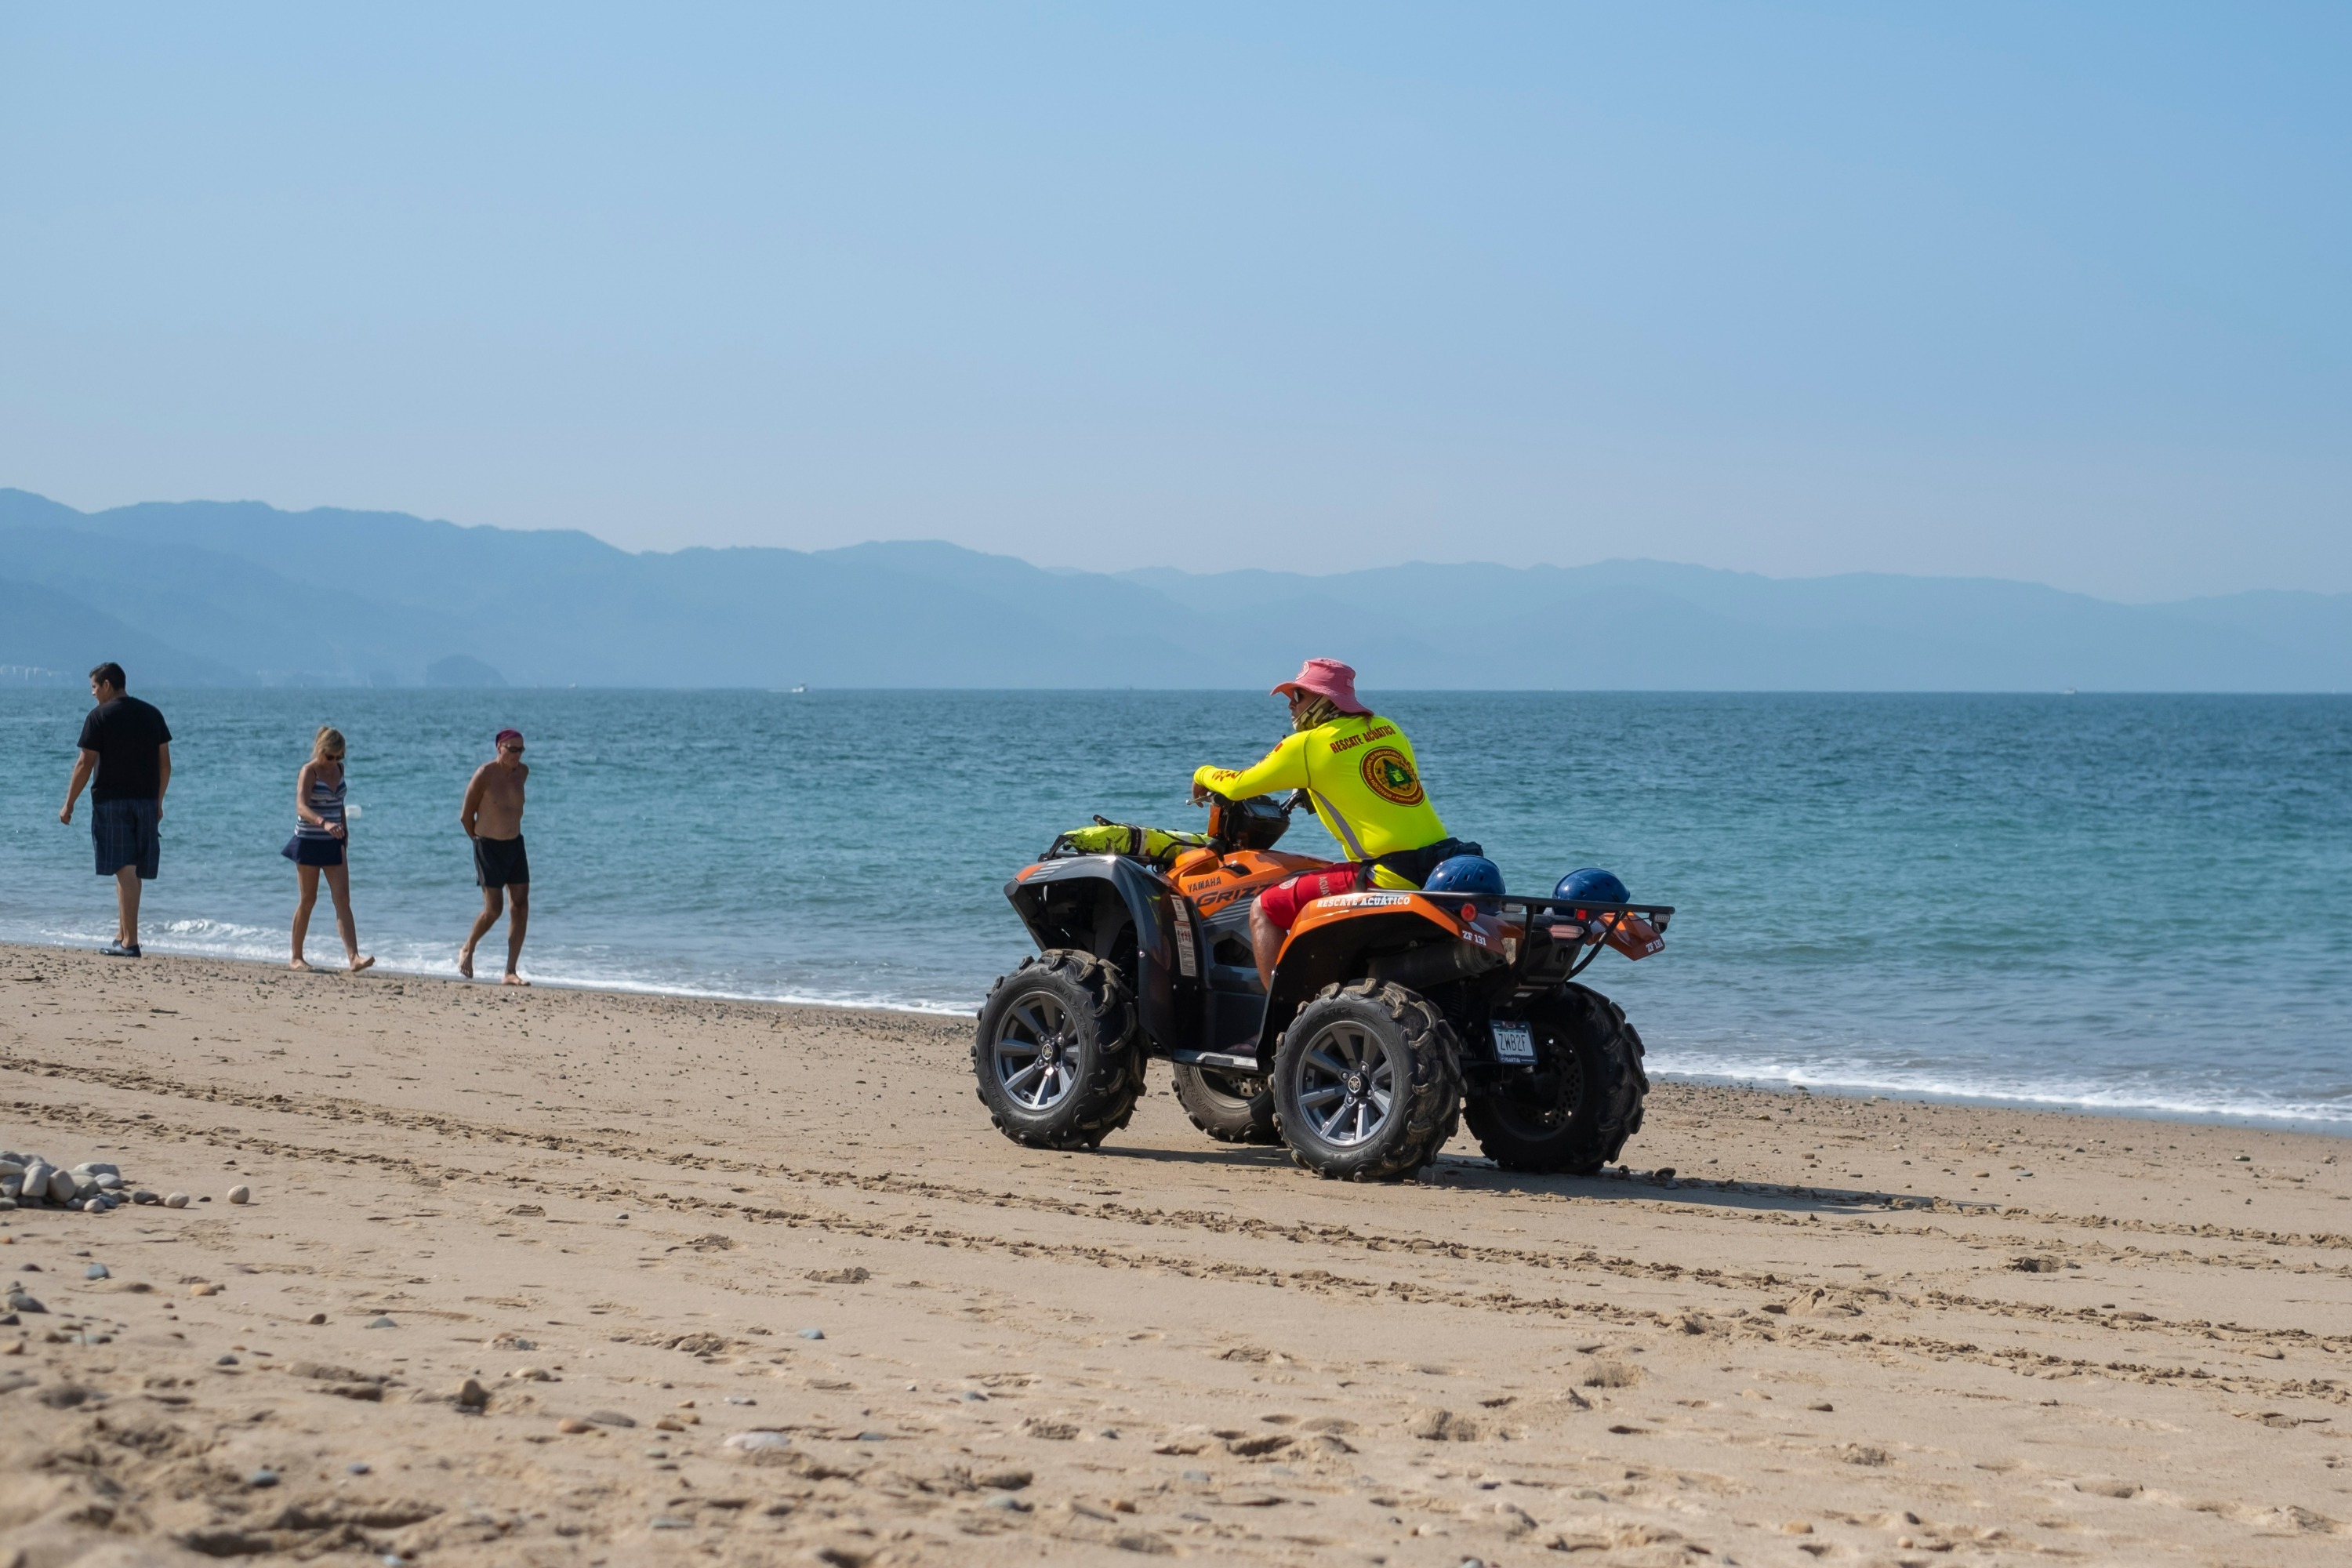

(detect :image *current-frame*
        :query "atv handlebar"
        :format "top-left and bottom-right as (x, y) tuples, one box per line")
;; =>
(1191, 787), (1310, 813)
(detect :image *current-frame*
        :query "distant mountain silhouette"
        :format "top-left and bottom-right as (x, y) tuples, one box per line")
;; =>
(0, 574), (245, 687)
(2, 488), (2346, 690)
(425, 654), (507, 688)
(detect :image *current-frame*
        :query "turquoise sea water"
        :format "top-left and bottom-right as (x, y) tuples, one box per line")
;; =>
(2, 688), (2346, 1130)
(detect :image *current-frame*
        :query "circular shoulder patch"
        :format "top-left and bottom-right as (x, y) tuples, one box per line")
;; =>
(1359, 746), (1425, 807)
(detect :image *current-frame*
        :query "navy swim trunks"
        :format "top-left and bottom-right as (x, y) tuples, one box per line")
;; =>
(93, 799), (161, 880)
(473, 833), (530, 888)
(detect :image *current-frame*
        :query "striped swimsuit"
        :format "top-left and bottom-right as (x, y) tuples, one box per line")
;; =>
(296, 771), (346, 843)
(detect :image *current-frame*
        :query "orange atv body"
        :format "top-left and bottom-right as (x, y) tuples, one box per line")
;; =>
(982, 791), (1673, 1181)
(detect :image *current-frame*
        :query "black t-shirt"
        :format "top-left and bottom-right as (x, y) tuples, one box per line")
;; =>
(78, 695), (172, 804)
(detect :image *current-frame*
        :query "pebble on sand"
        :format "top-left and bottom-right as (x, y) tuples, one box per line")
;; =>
(247, 1469), (280, 1489)
(164, 1194), (191, 1210)
(85, 1264), (109, 1280)
(722, 1430), (790, 1453)
(347, 1462), (372, 1475)
(188, 1283), (220, 1298)
(365, 1316), (397, 1329)
(307, 1312), (327, 1325)
(798, 1327), (826, 1340)
(227, 1185), (252, 1205)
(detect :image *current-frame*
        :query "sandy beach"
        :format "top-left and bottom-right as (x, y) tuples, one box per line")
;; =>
(2, 945), (2347, 1566)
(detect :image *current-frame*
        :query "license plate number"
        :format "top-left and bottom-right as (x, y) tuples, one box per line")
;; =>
(1492, 1022), (1535, 1063)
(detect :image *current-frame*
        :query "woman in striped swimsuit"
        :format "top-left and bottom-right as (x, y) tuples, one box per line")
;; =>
(284, 725), (374, 973)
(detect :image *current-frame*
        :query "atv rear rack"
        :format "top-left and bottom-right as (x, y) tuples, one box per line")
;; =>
(1409, 891), (1675, 983)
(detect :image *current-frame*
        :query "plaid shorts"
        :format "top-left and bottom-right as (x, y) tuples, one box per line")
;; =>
(92, 799), (161, 880)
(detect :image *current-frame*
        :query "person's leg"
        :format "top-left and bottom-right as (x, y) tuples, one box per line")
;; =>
(324, 862), (371, 971)
(115, 867), (142, 951)
(291, 863), (321, 969)
(460, 886), (503, 979)
(1249, 899), (1283, 991)
(502, 883), (529, 984)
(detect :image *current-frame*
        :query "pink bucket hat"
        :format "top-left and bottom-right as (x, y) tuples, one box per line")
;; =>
(1272, 657), (1370, 716)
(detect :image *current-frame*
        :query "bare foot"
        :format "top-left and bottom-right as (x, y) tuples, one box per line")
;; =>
(502, 972), (531, 987)
(458, 946), (475, 979)
(289, 958), (314, 971)
(350, 955), (376, 975)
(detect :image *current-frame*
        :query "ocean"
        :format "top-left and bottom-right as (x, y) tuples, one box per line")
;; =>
(3, 688), (2347, 1131)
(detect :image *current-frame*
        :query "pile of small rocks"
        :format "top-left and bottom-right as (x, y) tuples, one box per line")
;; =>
(0, 1152), (161, 1214)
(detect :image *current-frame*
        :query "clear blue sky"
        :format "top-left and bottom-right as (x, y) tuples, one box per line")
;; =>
(3, 3), (2347, 599)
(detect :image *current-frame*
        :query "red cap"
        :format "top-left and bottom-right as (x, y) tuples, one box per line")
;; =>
(494, 728), (524, 747)
(1272, 658), (1370, 716)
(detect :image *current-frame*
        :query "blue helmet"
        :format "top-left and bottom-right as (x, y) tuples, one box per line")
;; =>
(1555, 867), (1630, 906)
(1425, 855), (1505, 901)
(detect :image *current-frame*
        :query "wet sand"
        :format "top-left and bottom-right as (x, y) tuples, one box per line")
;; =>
(2, 943), (2347, 1566)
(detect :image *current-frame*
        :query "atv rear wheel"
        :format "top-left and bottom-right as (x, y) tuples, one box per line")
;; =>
(1464, 983), (1648, 1174)
(973, 951), (1143, 1151)
(1272, 981), (1464, 1181)
(1171, 1062), (1278, 1145)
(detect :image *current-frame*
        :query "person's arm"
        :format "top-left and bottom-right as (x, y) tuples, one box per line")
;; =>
(460, 766), (488, 838)
(60, 750), (96, 825)
(1191, 733), (1308, 803)
(295, 760), (324, 829)
(155, 742), (170, 820)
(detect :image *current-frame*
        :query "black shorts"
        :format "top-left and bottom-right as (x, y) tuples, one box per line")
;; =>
(282, 834), (346, 868)
(474, 833), (529, 889)
(93, 799), (161, 880)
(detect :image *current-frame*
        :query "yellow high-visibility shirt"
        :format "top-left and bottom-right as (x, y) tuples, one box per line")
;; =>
(1192, 713), (1448, 887)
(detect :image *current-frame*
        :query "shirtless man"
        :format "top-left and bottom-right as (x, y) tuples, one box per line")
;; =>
(459, 728), (531, 985)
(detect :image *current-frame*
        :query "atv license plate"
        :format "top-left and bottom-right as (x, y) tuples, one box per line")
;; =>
(1493, 1022), (1535, 1063)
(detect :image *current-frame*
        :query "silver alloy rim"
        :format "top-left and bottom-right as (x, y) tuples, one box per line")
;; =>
(993, 991), (1080, 1112)
(1294, 1022), (1396, 1147)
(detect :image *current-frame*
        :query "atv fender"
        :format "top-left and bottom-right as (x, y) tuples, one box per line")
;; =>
(1256, 906), (1501, 1067)
(1007, 856), (1189, 1051)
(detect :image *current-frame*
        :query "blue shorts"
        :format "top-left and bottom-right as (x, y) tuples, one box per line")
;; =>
(93, 799), (161, 880)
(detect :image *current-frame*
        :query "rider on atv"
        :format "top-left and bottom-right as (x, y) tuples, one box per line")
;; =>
(1190, 658), (1476, 987)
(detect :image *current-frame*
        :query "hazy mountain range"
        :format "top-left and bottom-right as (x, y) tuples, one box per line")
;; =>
(2, 488), (2346, 691)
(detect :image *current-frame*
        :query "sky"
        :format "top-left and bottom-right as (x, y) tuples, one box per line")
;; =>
(2, 3), (2347, 601)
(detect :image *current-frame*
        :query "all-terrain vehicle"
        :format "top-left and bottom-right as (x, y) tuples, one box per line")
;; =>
(971, 790), (1673, 1181)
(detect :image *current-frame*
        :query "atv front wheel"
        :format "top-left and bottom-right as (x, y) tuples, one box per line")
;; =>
(1272, 981), (1464, 1181)
(1464, 983), (1648, 1174)
(1171, 1062), (1278, 1145)
(973, 951), (1143, 1151)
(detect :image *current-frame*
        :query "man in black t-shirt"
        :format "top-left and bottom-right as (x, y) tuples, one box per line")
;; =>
(60, 662), (172, 958)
